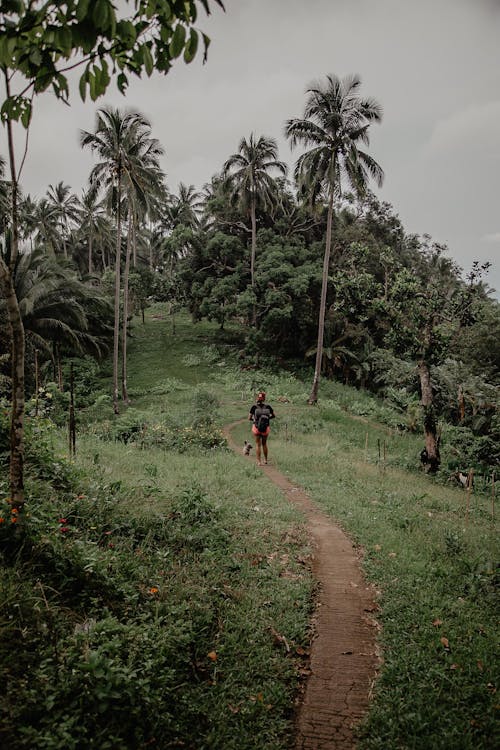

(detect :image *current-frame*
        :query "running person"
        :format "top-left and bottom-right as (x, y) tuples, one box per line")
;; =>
(249, 391), (275, 466)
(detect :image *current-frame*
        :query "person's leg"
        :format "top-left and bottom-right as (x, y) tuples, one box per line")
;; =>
(255, 435), (262, 464)
(262, 436), (268, 464)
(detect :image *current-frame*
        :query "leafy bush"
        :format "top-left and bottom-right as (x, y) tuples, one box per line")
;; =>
(440, 424), (500, 474)
(88, 405), (227, 453)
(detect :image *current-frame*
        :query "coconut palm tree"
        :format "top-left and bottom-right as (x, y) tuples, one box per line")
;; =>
(223, 134), (287, 294)
(285, 73), (384, 403)
(46, 182), (81, 260)
(33, 197), (59, 256)
(80, 107), (164, 411)
(77, 187), (112, 275)
(0, 247), (113, 393)
(11, 248), (112, 356)
(167, 182), (203, 229)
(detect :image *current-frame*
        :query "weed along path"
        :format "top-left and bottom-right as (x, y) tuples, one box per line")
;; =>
(224, 420), (379, 750)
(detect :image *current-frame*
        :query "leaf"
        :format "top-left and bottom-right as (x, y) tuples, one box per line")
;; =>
(202, 32), (211, 64)
(142, 43), (154, 76)
(183, 28), (198, 63)
(92, 0), (109, 30)
(20, 100), (32, 129)
(79, 71), (88, 101)
(207, 650), (217, 661)
(169, 23), (186, 59)
(116, 72), (128, 95)
(432, 618), (443, 627)
(116, 19), (136, 47)
(76, 0), (92, 22)
(88, 71), (97, 102)
(440, 636), (450, 651)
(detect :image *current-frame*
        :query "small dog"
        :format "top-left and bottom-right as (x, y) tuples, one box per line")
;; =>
(243, 440), (252, 456)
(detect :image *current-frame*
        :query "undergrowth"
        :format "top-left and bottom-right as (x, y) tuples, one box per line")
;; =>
(1, 309), (498, 749)
(0, 407), (312, 749)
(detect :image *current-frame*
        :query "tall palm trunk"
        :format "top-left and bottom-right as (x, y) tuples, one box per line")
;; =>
(249, 195), (258, 328)
(121, 203), (133, 404)
(1, 267), (25, 508)
(113, 171), (122, 414)
(2, 73), (25, 509)
(250, 195), (257, 290)
(88, 232), (93, 275)
(308, 186), (334, 405)
(418, 359), (440, 472)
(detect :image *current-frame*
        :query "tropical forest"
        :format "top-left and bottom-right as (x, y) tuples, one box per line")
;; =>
(0, 2), (498, 749)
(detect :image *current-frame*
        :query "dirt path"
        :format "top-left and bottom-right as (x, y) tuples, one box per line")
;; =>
(224, 421), (379, 750)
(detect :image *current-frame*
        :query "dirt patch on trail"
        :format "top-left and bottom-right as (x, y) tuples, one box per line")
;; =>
(224, 421), (380, 750)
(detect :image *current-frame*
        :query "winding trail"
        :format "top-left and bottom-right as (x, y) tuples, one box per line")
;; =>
(224, 420), (379, 750)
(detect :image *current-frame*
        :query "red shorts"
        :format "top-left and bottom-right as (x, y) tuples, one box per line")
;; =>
(252, 424), (270, 438)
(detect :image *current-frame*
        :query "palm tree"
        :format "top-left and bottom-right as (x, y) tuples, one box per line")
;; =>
(285, 73), (384, 403)
(19, 195), (39, 251)
(80, 107), (164, 411)
(33, 197), (59, 256)
(169, 182), (203, 229)
(223, 134), (287, 293)
(9, 248), (112, 357)
(77, 187), (111, 275)
(46, 182), (81, 260)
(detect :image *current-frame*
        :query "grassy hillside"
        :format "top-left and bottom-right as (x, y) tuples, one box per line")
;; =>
(1, 306), (497, 749)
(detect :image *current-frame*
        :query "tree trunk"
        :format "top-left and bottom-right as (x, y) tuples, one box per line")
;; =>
(34, 349), (39, 417)
(250, 197), (257, 289)
(121, 204), (132, 404)
(2, 73), (25, 509)
(56, 342), (63, 391)
(418, 360), (440, 472)
(88, 232), (93, 275)
(69, 362), (76, 456)
(0, 264), (25, 509)
(308, 187), (334, 405)
(113, 173), (122, 414)
(250, 196), (257, 327)
(458, 384), (465, 423)
(132, 214), (137, 268)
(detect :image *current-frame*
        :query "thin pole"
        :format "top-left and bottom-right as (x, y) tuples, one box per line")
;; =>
(492, 472), (495, 523)
(34, 349), (39, 417)
(69, 362), (76, 457)
(465, 468), (474, 525)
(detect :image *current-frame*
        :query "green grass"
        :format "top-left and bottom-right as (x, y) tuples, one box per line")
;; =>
(256, 401), (498, 749)
(2, 306), (498, 749)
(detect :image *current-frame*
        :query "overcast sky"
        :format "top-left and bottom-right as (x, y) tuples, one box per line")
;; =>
(7, 0), (500, 294)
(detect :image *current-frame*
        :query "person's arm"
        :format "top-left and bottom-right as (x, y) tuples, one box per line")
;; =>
(249, 405), (256, 421)
(269, 405), (276, 419)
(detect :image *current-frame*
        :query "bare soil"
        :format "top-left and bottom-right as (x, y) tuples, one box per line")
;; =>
(224, 421), (380, 750)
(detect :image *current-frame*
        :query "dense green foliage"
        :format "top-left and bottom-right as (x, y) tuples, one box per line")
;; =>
(0, 373), (312, 748)
(1, 310), (497, 748)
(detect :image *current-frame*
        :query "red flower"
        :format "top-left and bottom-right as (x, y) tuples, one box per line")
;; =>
(59, 518), (67, 524)
(60, 526), (70, 533)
